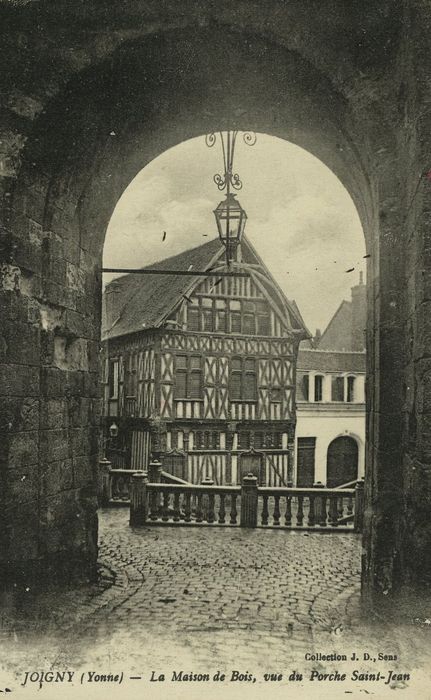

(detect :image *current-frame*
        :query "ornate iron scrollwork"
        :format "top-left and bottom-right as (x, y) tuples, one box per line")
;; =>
(206, 130), (256, 193)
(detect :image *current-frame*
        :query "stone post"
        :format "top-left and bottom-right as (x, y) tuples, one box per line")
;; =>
(148, 458), (162, 483)
(313, 481), (325, 525)
(287, 424), (296, 484)
(354, 478), (365, 532)
(240, 473), (258, 528)
(201, 477), (214, 522)
(99, 458), (112, 506)
(129, 471), (148, 527)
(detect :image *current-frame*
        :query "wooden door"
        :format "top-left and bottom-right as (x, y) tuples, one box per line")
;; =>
(163, 450), (187, 481)
(296, 438), (316, 487)
(239, 451), (264, 484)
(326, 436), (358, 487)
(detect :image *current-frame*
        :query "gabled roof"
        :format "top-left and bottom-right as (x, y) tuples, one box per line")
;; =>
(317, 300), (353, 351)
(102, 237), (223, 339)
(102, 236), (309, 340)
(242, 236), (310, 337)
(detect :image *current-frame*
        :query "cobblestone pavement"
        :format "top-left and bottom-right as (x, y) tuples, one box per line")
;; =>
(1, 509), (431, 697)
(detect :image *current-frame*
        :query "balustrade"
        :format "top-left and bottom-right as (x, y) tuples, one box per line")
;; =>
(101, 468), (137, 504)
(258, 487), (356, 529)
(135, 483), (241, 525)
(128, 480), (359, 531)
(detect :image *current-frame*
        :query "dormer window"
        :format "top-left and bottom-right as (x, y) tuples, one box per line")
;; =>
(331, 375), (345, 402)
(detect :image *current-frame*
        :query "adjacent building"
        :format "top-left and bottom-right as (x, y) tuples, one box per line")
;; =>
(102, 236), (309, 486)
(295, 273), (366, 487)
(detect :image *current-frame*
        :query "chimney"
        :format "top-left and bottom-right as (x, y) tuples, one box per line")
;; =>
(351, 271), (366, 351)
(104, 279), (122, 330)
(314, 328), (321, 347)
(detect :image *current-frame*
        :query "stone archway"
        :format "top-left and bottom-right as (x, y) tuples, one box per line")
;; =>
(0, 2), (430, 610)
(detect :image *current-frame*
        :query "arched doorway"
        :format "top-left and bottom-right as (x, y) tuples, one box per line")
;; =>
(326, 436), (358, 488)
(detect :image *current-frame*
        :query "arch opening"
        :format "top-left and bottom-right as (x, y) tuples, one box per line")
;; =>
(2, 22), (383, 602)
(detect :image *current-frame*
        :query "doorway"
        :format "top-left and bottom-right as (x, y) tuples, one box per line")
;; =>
(326, 436), (358, 487)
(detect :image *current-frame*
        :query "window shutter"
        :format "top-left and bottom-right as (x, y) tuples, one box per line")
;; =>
(257, 314), (270, 335)
(314, 375), (323, 402)
(231, 311), (241, 333)
(230, 372), (242, 400)
(243, 313), (255, 335)
(216, 310), (226, 332)
(203, 309), (214, 332)
(347, 376), (355, 402)
(188, 308), (200, 331)
(244, 372), (257, 401)
(189, 371), (202, 399)
(175, 372), (187, 398)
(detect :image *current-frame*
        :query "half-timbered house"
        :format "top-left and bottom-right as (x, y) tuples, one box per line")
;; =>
(101, 236), (309, 486)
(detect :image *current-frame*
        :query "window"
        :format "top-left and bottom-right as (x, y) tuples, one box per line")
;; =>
(296, 373), (309, 401)
(184, 297), (270, 336)
(231, 311), (242, 333)
(244, 359), (257, 400)
(216, 310), (226, 332)
(238, 431), (251, 449)
(230, 358), (242, 400)
(188, 307), (200, 331)
(347, 376), (355, 403)
(175, 355), (202, 399)
(125, 354), (137, 397)
(109, 360), (119, 399)
(314, 375), (323, 402)
(255, 301), (269, 335)
(239, 430), (282, 450)
(301, 375), (309, 401)
(202, 308), (214, 331)
(243, 313), (255, 335)
(257, 314), (270, 335)
(230, 357), (257, 401)
(331, 375), (345, 402)
(215, 299), (226, 332)
(195, 431), (219, 450)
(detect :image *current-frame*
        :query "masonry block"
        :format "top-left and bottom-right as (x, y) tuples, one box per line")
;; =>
(40, 459), (74, 498)
(39, 429), (70, 463)
(0, 363), (39, 396)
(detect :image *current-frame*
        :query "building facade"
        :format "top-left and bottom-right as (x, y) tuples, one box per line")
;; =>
(102, 237), (309, 486)
(295, 275), (366, 487)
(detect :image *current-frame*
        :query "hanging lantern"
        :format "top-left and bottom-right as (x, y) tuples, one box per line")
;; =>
(206, 131), (255, 265)
(109, 421), (119, 438)
(213, 193), (247, 259)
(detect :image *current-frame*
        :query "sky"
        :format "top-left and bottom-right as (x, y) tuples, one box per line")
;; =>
(103, 134), (366, 334)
